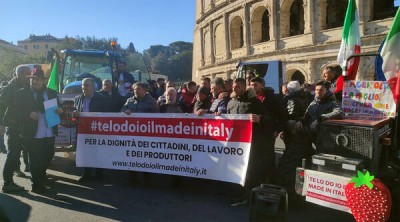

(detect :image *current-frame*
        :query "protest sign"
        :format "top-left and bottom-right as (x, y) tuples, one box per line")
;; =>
(303, 170), (351, 212)
(342, 80), (396, 117)
(76, 113), (252, 185)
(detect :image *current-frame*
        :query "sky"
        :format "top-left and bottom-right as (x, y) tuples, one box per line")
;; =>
(0, 0), (196, 52)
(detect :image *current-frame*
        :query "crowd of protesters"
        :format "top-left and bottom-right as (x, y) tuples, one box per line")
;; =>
(0, 62), (343, 207)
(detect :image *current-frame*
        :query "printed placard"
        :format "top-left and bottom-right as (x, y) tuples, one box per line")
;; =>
(303, 170), (351, 212)
(76, 113), (252, 185)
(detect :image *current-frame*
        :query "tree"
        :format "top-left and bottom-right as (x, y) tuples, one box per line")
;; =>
(143, 41), (193, 82)
(0, 47), (46, 81)
(127, 42), (136, 53)
(55, 36), (83, 50)
(56, 36), (121, 51)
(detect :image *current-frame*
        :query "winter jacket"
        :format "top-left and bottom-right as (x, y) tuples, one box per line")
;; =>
(121, 93), (160, 113)
(227, 89), (274, 152)
(208, 93), (230, 114)
(160, 103), (183, 113)
(74, 92), (110, 113)
(283, 89), (313, 121)
(0, 78), (25, 126)
(193, 98), (211, 112)
(98, 88), (126, 112)
(12, 87), (59, 138)
(179, 88), (196, 113)
(305, 91), (343, 124)
(258, 87), (285, 133)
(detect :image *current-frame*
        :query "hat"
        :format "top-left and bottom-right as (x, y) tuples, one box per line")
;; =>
(27, 68), (45, 78)
(197, 86), (210, 95)
(287, 81), (301, 93)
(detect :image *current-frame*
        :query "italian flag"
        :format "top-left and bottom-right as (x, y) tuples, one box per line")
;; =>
(336, 0), (361, 94)
(381, 7), (400, 105)
(47, 57), (59, 92)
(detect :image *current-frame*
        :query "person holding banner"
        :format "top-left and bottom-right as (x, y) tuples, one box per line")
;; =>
(12, 69), (63, 194)
(73, 78), (111, 182)
(98, 79), (125, 112)
(121, 82), (160, 185)
(227, 78), (276, 207)
(121, 82), (160, 115)
(160, 87), (183, 113)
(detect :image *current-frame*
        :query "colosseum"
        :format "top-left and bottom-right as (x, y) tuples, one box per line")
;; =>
(192, 0), (397, 85)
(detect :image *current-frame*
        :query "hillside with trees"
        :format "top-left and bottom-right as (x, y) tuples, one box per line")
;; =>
(0, 36), (192, 82)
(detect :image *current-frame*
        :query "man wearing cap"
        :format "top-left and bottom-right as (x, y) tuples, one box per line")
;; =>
(0, 65), (31, 192)
(12, 68), (63, 194)
(278, 80), (313, 202)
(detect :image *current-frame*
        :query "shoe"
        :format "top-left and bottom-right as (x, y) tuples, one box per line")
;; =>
(31, 185), (52, 195)
(14, 170), (28, 178)
(229, 197), (248, 207)
(2, 183), (25, 192)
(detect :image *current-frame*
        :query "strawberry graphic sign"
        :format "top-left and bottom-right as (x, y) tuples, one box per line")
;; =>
(344, 171), (392, 222)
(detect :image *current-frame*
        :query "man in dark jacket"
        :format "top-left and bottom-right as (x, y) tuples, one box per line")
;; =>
(121, 82), (159, 185)
(227, 78), (276, 207)
(195, 78), (230, 116)
(121, 82), (160, 114)
(278, 80), (313, 202)
(113, 61), (135, 98)
(73, 78), (110, 182)
(98, 79), (125, 112)
(250, 77), (285, 137)
(1, 65), (31, 193)
(12, 69), (62, 194)
(301, 80), (343, 143)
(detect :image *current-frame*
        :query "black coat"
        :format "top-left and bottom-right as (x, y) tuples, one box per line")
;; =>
(283, 90), (313, 121)
(74, 92), (110, 112)
(98, 88), (125, 112)
(259, 87), (285, 133)
(0, 79), (25, 127)
(227, 89), (274, 152)
(13, 87), (59, 138)
(305, 91), (343, 124)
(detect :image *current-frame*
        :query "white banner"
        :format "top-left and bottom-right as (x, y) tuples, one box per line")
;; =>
(303, 170), (351, 212)
(76, 113), (252, 185)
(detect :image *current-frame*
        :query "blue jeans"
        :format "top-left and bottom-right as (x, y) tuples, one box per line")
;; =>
(25, 137), (55, 188)
(2, 128), (24, 185)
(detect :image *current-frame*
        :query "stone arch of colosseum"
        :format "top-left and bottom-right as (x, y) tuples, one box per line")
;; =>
(250, 5), (270, 44)
(280, 0), (304, 38)
(214, 22), (226, 58)
(286, 68), (308, 85)
(230, 15), (244, 50)
(203, 28), (211, 65)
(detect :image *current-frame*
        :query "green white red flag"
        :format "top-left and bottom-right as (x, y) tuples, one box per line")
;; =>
(47, 58), (59, 92)
(381, 7), (400, 104)
(336, 0), (361, 94)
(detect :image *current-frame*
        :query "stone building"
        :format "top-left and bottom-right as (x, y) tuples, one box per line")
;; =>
(18, 34), (62, 56)
(192, 0), (397, 85)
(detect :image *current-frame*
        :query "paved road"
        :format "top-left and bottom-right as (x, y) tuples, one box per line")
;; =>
(0, 146), (355, 222)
